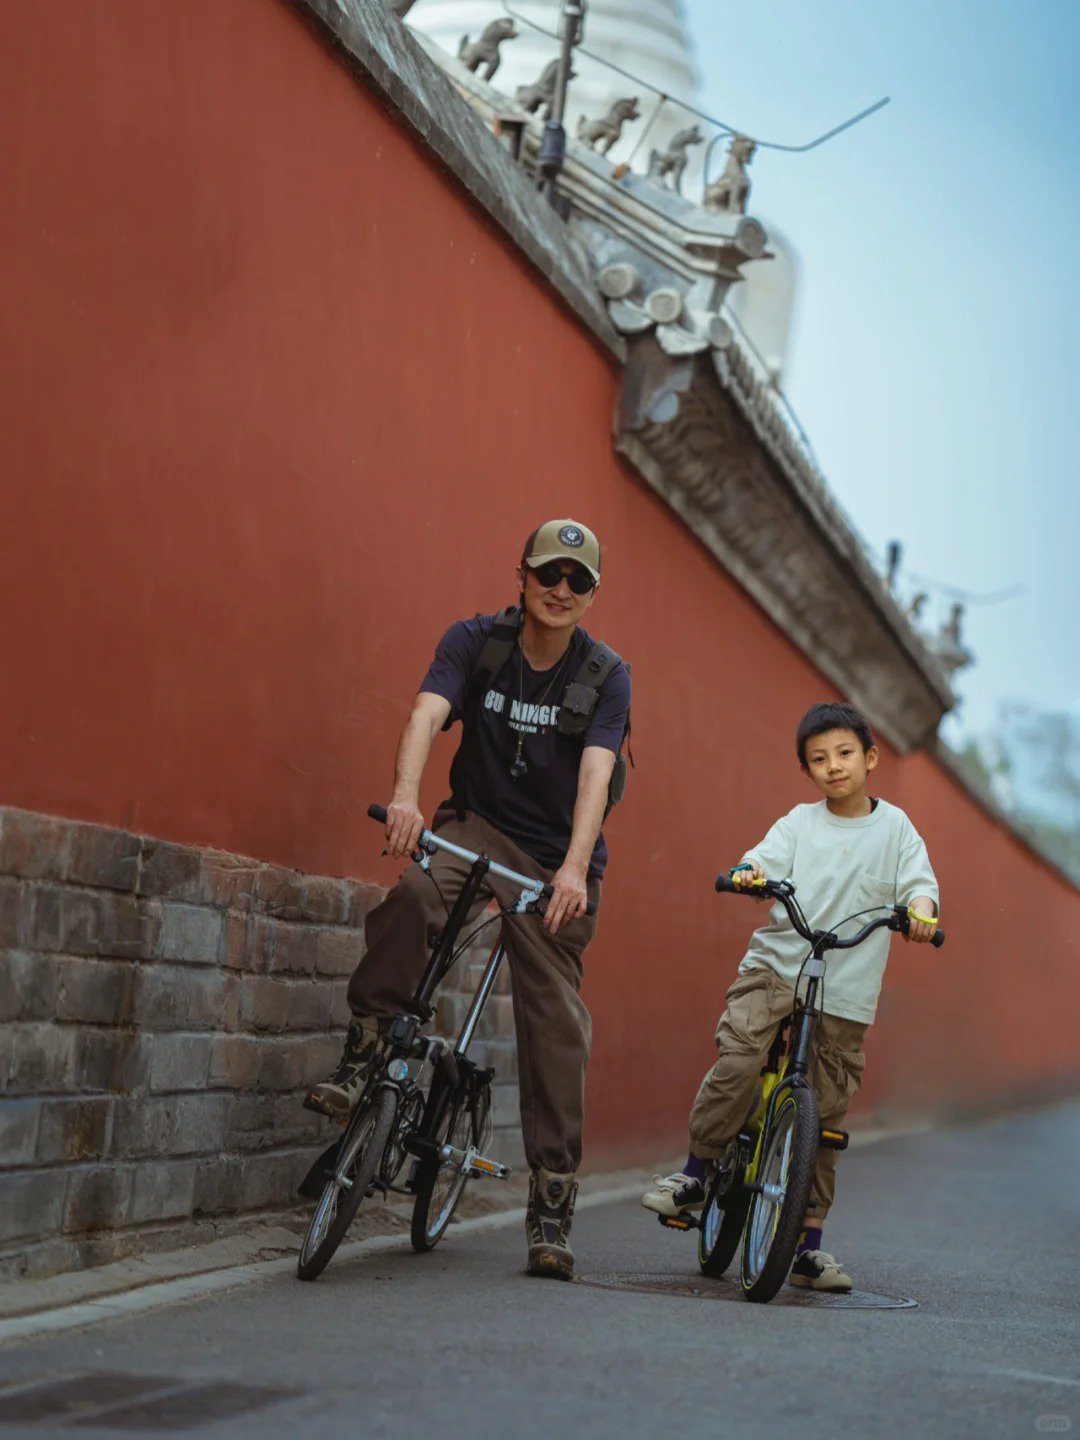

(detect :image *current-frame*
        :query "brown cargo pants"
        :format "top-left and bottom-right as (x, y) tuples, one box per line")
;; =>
(688, 967), (867, 1220)
(347, 811), (599, 1176)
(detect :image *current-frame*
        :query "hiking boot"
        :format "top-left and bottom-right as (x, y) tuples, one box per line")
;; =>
(525, 1168), (578, 1280)
(641, 1173), (707, 1217)
(789, 1249), (853, 1293)
(303, 1019), (379, 1119)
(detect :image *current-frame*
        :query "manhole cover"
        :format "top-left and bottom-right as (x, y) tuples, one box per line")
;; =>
(0, 1373), (298, 1430)
(575, 1272), (916, 1310)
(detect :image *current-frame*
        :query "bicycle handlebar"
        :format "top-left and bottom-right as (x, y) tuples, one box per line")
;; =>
(715, 872), (945, 948)
(367, 805), (597, 917)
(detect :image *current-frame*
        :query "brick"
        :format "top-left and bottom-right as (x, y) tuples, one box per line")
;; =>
(55, 958), (137, 1025)
(0, 951), (60, 1023)
(129, 1159), (196, 1224)
(477, 994), (515, 1040)
(66, 823), (140, 891)
(299, 876), (348, 926)
(169, 1093), (230, 1155)
(137, 839), (202, 900)
(73, 1028), (150, 1094)
(0, 809), (74, 882)
(63, 1165), (133, 1234)
(246, 916), (276, 973)
(148, 1032), (213, 1092)
(98, 896), (161, 960)
(0, 1169), (67, 1243)
(209, 1035), (262, 1089)
(28, 885), (103, 955)
(239, 1149), (311, 1211)
(239, 976), (294, 1033)
(222, 913), (252, 971)
(225, 1094), (276, 1150)
(159, 903), (224, 965)
(489, 1084), (519, 1129)
(315, 926), (363, 978)
(271, 1094), (325, 1149)
(481, 1040), (518, 1084)
(135, 966), (238, 1031)
(0, 876), (27, 947)
(199, 851), (260, 911)
(0, 1099), (42, 1168)
(254, 866), (303, 921)
(36, 1096), (114, 1163)
(343, 879), (384, 927)
(111, 1096), (174, 1158)
(193, 1154), (243, 1216)
(267, 922), (318, 977)
(2, 1024), (79, 1094)
(256, 1038), (306, 1092)
(285, 981), (340, 1033)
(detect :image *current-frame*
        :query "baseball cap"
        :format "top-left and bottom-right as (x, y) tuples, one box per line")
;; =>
(521, 519), (601, 584)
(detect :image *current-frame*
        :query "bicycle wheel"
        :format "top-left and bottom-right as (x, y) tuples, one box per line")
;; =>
(297, 1087), (396, 1281)
(698, 1176), (750, 1280)
(739, 1086), (818, 1304)
(410, 1081), (490, 1253)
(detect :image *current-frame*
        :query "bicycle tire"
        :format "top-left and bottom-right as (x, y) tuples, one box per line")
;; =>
(739, 1086), (818, 1304)
(410, 1079), (490, 1253)
(697, 1176), (750, 1279)
(297, 1087), (397, 1281)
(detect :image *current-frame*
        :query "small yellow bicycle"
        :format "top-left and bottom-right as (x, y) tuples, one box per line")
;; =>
(665, 874), (944, 1303)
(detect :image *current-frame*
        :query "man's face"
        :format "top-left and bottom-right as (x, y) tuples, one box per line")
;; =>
(517, 560), (596, 632)
(802, 727), (878, 800)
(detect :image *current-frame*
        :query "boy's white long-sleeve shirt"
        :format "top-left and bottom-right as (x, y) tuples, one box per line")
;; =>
(738, 798), (939, 1024)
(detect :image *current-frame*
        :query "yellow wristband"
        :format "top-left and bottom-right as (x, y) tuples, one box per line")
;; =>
(907, 907), (937, 926)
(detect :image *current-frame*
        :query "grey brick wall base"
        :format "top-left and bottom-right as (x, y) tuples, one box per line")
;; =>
(0, 807), (521, 1280)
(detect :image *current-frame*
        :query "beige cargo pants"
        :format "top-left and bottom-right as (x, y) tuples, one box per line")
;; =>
(347, 810), (598, 1177)
(688, 966), (867, 1221)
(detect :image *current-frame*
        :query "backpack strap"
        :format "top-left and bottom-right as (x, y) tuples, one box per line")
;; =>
(556, 641), (624, 738)
(472, 605), (522, 694)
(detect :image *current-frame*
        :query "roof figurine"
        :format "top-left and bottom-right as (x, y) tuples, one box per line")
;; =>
(704, 134), (756, 214)
(647, 123), (704, 194)
(515, 59), (575, 117)
(458, 18), (518, 80)
(576, 97), (642, 154)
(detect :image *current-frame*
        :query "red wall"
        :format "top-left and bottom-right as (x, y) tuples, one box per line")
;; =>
(2, 0), (1077, 1165)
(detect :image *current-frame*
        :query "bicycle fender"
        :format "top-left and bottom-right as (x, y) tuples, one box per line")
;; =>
(297, 1136), (343, 1200)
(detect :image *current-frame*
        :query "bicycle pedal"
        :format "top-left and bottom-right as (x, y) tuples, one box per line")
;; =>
(657, 1211), (699, 1231)
(819, 1127), (849, 1151)
(463, 1147), (510, 1180)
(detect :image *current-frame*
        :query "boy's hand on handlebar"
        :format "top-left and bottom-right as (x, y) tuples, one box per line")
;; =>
(903, 895), (938, 944)
(385, 797), (425, 859)
(732, 860), (770, 898)
(545, 861), (589, 935)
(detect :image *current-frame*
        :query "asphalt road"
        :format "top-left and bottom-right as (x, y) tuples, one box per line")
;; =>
(1, 1103), (1077, 1440)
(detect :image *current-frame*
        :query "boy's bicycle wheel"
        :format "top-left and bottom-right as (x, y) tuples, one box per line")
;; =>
(740, 1086), (818, 1303)
(297, 1088), (396, 1281)
(410, 1080), (491, 1253)
(698, 1175), (750, 1279)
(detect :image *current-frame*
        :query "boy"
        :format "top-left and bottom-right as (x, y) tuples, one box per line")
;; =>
(642, 701), (939, 1292)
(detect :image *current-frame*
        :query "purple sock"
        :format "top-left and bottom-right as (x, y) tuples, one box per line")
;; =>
(682, 1153), (707, 1182)
(797, 1224), (823, 1255)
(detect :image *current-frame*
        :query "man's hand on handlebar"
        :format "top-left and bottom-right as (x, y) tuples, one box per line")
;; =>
(384, 796), (426, 859)
(731, 859), (771, 899)
(902, 895), (939, 945)
(545, 860), (589, 935)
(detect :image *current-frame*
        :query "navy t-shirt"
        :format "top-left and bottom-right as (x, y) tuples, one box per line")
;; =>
(419, 613), (632, 879)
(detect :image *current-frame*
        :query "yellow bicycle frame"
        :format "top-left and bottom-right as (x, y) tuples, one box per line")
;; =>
(744, 1051), (790, 1187)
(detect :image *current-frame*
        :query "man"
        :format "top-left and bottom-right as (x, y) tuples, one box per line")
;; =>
(306, 519), (631, 1280)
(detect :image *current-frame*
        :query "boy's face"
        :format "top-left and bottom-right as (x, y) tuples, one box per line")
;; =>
(802, 727), (878, 801)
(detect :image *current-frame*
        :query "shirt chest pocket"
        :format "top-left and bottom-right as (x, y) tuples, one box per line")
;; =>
(855, 872), (895, 908)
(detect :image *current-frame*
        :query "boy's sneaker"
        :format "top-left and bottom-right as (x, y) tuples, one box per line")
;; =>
(303, 1019), (379, 1119)
(525, 1169), (578, 1280)
(640, 1173), (707, 1217)
(789, 1250), (853, 1293)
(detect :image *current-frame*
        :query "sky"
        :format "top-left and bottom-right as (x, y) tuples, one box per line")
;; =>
(681, 0), (1080, 741)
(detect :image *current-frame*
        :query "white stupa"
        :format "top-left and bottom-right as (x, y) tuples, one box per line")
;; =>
(406, 0), (797, 380)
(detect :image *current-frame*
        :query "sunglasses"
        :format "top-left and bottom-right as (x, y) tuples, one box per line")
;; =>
(530, 561), (596, 595)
